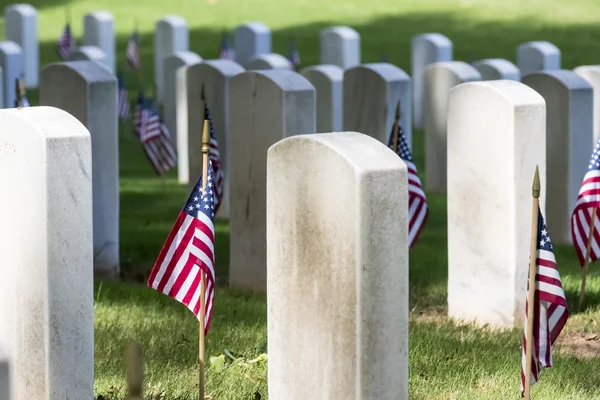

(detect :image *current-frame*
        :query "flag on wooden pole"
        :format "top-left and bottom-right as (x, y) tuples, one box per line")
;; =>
(127, 30), (141, 70)
(57, 23), (75, 60)
(204, 104), (225, 214)
(218, 32), (235, 60)
(117, 72), (130, 120)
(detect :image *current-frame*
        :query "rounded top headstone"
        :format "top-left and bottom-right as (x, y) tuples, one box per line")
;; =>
(44, 60), (116, 83)
(0, 40), (22, 54)
(473, 58), (521, 81)
(168, 50), (203, 65)
(201, 59), (245, 77)
(346, 62), (410, 81)
(246, 53), (292, 70)
(157, 15), (187, 27)
(240, 69), (314, 92)
(320, 26), (359, 40)
(4, 3), (36, 15)
(523, 69), (594, 91)
(412, 32), (452, 46)
(5, 106), (91, 139)
(426, 61), (481, 80)
(300, 64), (344, 82)
(518, 41), (560, 55)
(69, 46), (107, 63)
(84, 10), (113, 21)
(451, 80), (545, 108)
(237, 22), (270, 33)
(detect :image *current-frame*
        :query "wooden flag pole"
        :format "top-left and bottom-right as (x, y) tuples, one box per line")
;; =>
(524, 165), (541, 400)
(392, 100), (401, 153)
(14, 78), (20, 109)
(579, 206), (598, 310)
(198, 118), (210, 400)
(126, 341), (143, 400)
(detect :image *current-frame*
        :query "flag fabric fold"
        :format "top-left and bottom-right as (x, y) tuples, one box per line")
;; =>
(218, 33), (235, 60)
(204, 104), (225, 213)
(127, 30), (140, 70)
(57, 23), (76, 61)
(287, 41), (301, 71)
(117, 72), (130, 120)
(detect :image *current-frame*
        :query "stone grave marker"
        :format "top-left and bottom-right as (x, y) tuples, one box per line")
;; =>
(424, 61), (481, 192)
(0, 41), (23, 108)
(343, 63), (412, 148)
(245, 53), (292, 70)
(40, 61), (119, 279)
(319, 26), (360, 69)
(473, 58), (520, 81)
(301, 64), (343, 132)
(69, 45), (108, 67)
(234, 22), (271, 68)
(0, 342), (8, 400)
(447, 80), (546, 328)
(186, 60), (245, 217)
(517, 41), (561, 76)
(229, 70), (315, 291)
(0, 106), (94, 400)
(83, 11), (115, 73)
(154, 16), (189, 104)
(411, 33), (453, 129)
(267, 131), (408, 399)
(574, 65), (600, 144)
(4, 4), (38, 88)
(523, 70), (593, 244)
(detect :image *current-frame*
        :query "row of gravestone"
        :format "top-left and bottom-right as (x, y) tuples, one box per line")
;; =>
(0, 78), (571, 399)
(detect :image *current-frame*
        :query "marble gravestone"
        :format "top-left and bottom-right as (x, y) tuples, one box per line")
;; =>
(83, 11), (115, 73)
(523, 71), (593, 244)
(319, 26), (360, 69)
(0, 41), (23, 108)
(4, 4), (38, 88)
(424, 61), (481, 193)
(448, 81), (546, 328)
(301, 64), (344, 132)
(0, 106), (94, 400)
(69, 45), (108, 67)
(245, 53), (292, 70)
(0, 343), (8, 400)
(229, 70), (315, 291)
(234, 22), (271, 68)
(186, 60), (245, 216)
(473, 58), (520, 81)
(154, 16), (189, 104)
(267, 132), (408, 400)
(411, 33), (453, 129)
(162, 50), (203, 159)
(343, 63), (412, 148)
(574, 65), (600, 144)
(40, 61), (119, 279)
(517, 41), (561, 76)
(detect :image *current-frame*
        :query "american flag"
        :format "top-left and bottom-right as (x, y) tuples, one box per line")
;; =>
(571, 138), (600, 266)
(147, 160), (216, 333)
(133, 91), (145, 136)
(387, 123), (428, 247)
(521, 207), (569, 394)
(127, 30), (140, 70)
(205, 104), (225, 213)
(139, 99), (177, 175)
(117, 72), (130, 120)
(57, 23), (76, 61)
(15, 95), (30, 108)
(288, 40), (301, 71)
(14, 79), (29, 108)
(218, 33), (235, 60)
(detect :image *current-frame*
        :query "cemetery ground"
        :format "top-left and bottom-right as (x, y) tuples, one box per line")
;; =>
(3, 0), (600, 398)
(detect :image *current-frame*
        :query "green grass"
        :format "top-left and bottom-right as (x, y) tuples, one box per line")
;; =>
(2, 0), (600, 398)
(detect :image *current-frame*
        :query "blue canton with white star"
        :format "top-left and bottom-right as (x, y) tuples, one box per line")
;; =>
(588, 138), (600, 171)
(387, 125), (413, 162)
(184, 161), (216, 221)
(537, 208), (553, 252)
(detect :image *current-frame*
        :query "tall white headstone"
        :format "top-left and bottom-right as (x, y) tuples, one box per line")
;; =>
(411, 33), (453, 129)
(574, 65), (600, 145)
(523, 70), (594, 244)
(448, 80), (546, 328)
(473, 58), (520, 81)
(301, 64), (343, 133)
(246, 53), (292, 70)
(83, 11), (115, 73)
(4, 4), (38, 88)
(0, 41), (23, 108)
(69, 45), (108, 67)
(0, 106), (94, 400)
(267, 132), (408, 399)
(517, 41), (561, 76)
(154, 16), (189, 104)
(234, 22), (271, 68)
(319, 26), (360, 69)
(0, 342), (8, 400)
(40, 61), (119, 279)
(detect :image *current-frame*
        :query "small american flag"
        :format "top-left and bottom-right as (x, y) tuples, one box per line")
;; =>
(133, 91), (145, 136)
(139, 99), (177, 175)
(218, 33), (235, 60)
(521, 207), (569, 394)
(388, 123), (428, 247)
(205, 104), (225, 213)
(127, 30), (140, 70)
(14, 79), (30, 108)
(15, 96), (30, 108)
(571, 138), (600, 265)
(117, 72), (130, 120)
(57, 23), (76, 61)
(288, 40), (301, 71)
(148, 160), (217, 333)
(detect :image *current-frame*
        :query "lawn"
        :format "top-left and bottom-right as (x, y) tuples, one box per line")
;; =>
(2, 0), (600, 398)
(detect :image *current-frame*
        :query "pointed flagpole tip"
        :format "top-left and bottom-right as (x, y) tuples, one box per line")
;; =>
(532, 165), (541, 198)
(395, 100), (401, 122)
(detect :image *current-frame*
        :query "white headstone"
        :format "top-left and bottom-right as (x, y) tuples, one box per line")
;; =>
(245, 53), (292, 70)
(234, 22), (271, 68)
(0, 106), (94, 399)
(424, 61), (481, 192)
(267, 131), (408, 399)
(0, 41), (23, 108)
(473, 58), (520, 81)
(301, 64), (343, 133)
(411, 33), (453, 129)
(4, 4), (38, 88)
(448, 80), (546, 328)
(574, 65), (600, 145)
(343, 63), (412, 148)
(517, 41), (561, 77)
(162, 50), (202, 159)
(40, 61), (119, 278)
(229, 70), (315, 291)
(0, 342), (8, 400)
(154, 16), (189, 104)
(83, 11), (115, 73)
(319, 26), (360, 69)
(69, 45), (108, 67)
(523, 70), (594, 244)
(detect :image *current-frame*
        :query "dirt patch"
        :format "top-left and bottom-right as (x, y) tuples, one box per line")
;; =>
(556, 332), (600, 360)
